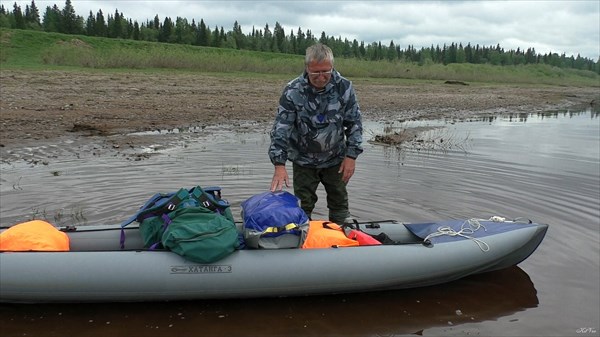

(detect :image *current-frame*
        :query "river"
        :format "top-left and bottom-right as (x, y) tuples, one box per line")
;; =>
(1, 108), (599, 337)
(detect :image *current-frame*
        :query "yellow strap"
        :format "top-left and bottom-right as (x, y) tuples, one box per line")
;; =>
(262, 223), (299, 234)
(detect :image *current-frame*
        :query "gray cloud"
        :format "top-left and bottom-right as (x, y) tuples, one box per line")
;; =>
(9, 0), (599, 60)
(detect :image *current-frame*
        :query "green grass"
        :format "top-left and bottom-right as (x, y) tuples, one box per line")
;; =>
(1, 28), (599, 87)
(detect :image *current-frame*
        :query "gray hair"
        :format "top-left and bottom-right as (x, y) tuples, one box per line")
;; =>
(305, 43), (334, 65)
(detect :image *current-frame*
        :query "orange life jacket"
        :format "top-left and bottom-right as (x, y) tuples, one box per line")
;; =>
(0, 220), (70, 251)
(301, 220), (359, 249)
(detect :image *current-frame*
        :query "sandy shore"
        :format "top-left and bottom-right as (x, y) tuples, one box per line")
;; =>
(1, 70), (597, 163)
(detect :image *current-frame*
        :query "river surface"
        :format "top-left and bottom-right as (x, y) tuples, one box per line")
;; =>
(1, 109), (599, 337)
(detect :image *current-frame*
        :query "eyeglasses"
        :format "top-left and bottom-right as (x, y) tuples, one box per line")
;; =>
(307, 69), (333, 77)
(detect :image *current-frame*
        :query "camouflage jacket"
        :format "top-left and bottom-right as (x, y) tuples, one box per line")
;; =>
(268, 70), (363, 168)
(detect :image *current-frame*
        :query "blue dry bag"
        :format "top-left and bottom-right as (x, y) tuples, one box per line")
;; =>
(241, 191), (309, 249)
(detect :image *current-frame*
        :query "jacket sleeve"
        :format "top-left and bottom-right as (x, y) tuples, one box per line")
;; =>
(342, 83), (363, 159)
(268, 87), (296, 165)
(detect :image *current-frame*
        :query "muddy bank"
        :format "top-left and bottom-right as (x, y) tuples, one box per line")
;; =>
(1, 70), (597, 163)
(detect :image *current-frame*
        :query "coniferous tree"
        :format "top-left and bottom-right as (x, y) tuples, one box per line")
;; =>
(358, 41), (366, 59)
(473, 44), (482, 64)
(351, 39), (359, 58)
(318, 31), (327, 44)
(340, 38), (351, 58)
(232, 20), (245, 49)
(273, 22), (285, 53)
(248, 26), (259, 50)
(125, 18), (134, 39)
(288, 29), (297, 54)
(296, 27), (306, 55)
(108, 9), (124, 38)
(95, 9), (107, 37)
(196, 19), (210, 46)
(464, 43), (473, 63)
(1, 3), (596, 72)
(219, 26), (226, 45)
(418, 47), (430, 65)
(42, 5), (60, 32)
(261, 23), (272, 51)
(0, 5), (9, 28)
(174, 17), (185, 43)
(85, 10), (95, 35)
(60, 0), (79, 34)
(211, 25), (221, 47)
(132, 20), (140, 40)
(12, 3), (25, 29)
(449, 42), (458, 64)
(153, 15), (160, 30)
(387, 40), (396, 61)
(456, 43), (466, 63)
(139, 20), (158, 41)
(25, 0), (41, 29)
(158, 16), (173, 42)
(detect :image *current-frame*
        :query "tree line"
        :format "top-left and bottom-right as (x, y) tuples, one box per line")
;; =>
(1, 0), (598, 73)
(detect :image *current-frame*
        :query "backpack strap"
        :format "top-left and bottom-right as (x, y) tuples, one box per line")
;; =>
(119, 192), (165, 229)
(136, 188), (189, 222)
(191, 186), (230, 214)
(119, 188), (188, 249)
(147, 213), (174, 250)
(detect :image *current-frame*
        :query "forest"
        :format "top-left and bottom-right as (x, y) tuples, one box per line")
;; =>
(1, 0), (598, 74)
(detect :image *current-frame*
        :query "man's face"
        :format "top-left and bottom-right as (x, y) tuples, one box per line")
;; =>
(306, 60), (333, 90)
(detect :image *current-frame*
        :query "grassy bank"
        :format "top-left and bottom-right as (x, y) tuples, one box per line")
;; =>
(1, 28), (599, 87)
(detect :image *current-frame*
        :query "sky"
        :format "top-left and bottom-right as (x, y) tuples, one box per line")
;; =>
(5, 0), (600, 61)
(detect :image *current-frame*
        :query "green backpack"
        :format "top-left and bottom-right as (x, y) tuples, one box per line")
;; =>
(122, 186), (239, 263)
(148, 206), (239, 263)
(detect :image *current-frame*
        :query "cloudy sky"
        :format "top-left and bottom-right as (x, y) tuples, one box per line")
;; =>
(7, 0), (600, 60)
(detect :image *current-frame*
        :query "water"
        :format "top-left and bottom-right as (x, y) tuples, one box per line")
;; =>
(1, 110), (599, 336)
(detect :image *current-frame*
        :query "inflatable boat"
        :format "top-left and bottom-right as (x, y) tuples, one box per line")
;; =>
(0, 218), (548, 303)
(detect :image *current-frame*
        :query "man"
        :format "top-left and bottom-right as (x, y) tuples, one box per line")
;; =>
(268, 43), (363, 225)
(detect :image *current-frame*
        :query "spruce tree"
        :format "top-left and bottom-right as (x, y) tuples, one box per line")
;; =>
(85, 10), (95, 35)
(60, 0), (78, 34)
(95, 10), (107, 37)
(12, 3), (25, 29)
(25, 0), (41, 29)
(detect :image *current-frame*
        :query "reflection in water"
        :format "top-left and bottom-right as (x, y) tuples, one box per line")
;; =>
(0, 267), (537, 337)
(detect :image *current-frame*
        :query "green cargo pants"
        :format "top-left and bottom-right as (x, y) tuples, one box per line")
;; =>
(292, 162), (349, 225)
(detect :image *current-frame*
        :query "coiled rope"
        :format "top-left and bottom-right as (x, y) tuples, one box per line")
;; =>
(423, 217), (505, 252)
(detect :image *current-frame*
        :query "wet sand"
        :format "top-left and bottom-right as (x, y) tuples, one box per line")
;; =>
(1, 69), (597, 162)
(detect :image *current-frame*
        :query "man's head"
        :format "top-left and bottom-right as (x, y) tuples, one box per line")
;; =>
(305, 43), (334, 90)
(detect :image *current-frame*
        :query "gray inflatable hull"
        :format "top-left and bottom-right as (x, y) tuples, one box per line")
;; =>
(0, 220), (547, 303)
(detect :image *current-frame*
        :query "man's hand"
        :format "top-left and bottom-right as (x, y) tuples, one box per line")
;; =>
(270, 165), (290, 191)
(339, 157), (356, 184)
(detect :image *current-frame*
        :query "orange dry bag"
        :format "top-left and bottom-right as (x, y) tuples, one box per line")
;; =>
(301, 220), (359, 249)
(347, 229), (382, 246)
(0, 220), (70, 251)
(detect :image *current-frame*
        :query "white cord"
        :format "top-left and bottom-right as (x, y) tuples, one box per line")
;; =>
(424, 218), (491, 252)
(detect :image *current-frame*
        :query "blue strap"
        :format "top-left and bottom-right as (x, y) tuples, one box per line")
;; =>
(119, 190), (181, 249)
(148, 213), (173, 250)
(119, 192), (167, 228)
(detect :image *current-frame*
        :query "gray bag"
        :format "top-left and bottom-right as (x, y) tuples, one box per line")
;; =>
(243, 222), (308, 249)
